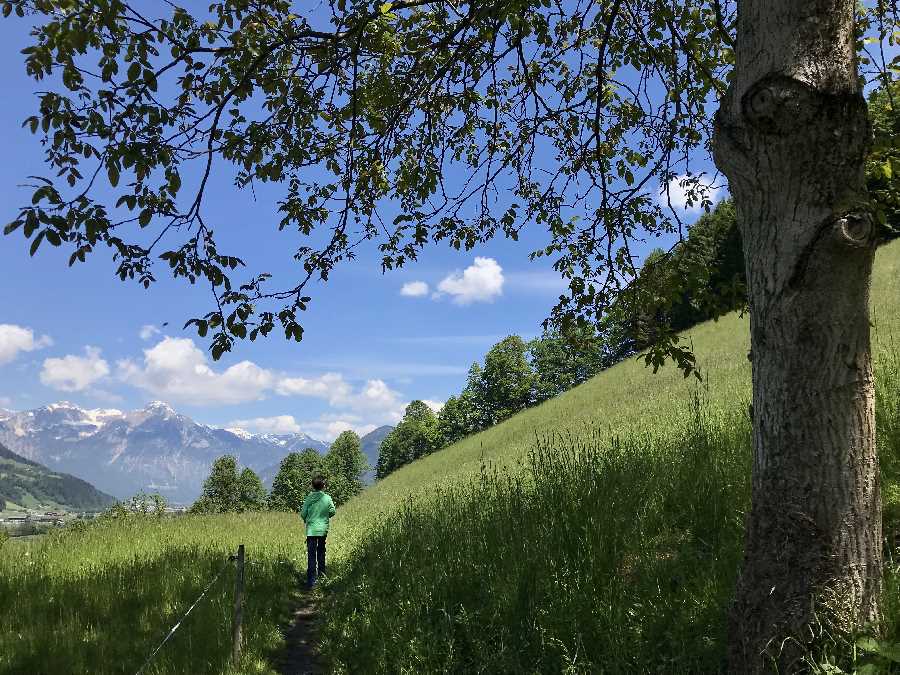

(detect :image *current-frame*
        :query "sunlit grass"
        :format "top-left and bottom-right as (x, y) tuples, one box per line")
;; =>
(0, 514), (305, 674)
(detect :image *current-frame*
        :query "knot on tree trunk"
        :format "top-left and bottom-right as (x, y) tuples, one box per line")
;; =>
(742, 76), (817, 135)
(713, 74), (869, 194)
(740, 74), (867, 140)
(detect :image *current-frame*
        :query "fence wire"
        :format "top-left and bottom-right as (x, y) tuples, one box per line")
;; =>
(134, 552), (236, 675)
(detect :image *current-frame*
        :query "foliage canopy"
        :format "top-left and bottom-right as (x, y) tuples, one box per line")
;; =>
(3, 0), (740, 369)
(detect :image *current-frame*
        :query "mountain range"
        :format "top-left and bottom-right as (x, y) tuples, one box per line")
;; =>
(0, 401), (333, 503)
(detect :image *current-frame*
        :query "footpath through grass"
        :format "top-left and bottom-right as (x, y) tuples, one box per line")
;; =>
(1, 241), (900, 673)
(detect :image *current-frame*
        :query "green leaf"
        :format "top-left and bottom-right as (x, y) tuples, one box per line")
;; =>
(168, 171), (181, 195)
(855, 665), (880, 675)
(107, 165), (120, 187)
(143, 68), (158, 92)
(857, 637), (881, 653)
(29, 231), (44, 257)
(138, 209), (152, 227)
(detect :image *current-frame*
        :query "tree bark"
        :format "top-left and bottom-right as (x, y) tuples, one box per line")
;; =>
(712, 0), (882, 671)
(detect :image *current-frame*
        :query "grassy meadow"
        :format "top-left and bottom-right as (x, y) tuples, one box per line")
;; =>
(2, 240), (900, 673)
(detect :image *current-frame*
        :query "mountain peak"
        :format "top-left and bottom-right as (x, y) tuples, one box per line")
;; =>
(144, 400), (176, 415)
(45, 401), (79, 411)
(226, 427), (254, 440)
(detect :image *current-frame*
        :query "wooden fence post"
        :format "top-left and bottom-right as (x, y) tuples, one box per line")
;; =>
(232, 544), (245, 666)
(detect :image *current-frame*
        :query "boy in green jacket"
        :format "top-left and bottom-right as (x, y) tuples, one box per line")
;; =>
(300, 475), (336, 589)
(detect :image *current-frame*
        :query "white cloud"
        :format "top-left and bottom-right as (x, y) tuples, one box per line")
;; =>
(0, 396), (12, 408)
(276, 373), (353, 406)
(299, 415), (379, 441)
(86, 389), (124, 405)
(660, 174), (723, 212)
(436, 257), (504, 305)
(288, 358), (467, 378)
(139, 324), (162, 341)
(354, 379), (403, 411)
(228, 415), (302, 435)
(118, 337), (274, 405)
(225, 412), (382, 441)
(400, 280), (430, 297)
(276, 373), (401, 413)
(0, 324), (52, 365)
(115, 338), (410, 427)
(422, 399), (444, 413)
(41, 346), (110, 392)
(386, 335), (504, 346)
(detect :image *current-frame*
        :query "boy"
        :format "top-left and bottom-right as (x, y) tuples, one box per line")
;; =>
(300, 475), (336, 589)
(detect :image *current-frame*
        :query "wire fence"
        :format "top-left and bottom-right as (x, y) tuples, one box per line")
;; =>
(133, 545), (246, 675)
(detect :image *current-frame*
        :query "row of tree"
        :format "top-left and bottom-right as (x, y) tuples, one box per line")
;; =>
(268, 430), (368, 510)
(375, 208), (749, 480)
(376, 329), (614, 478)
(192, 430), (369, 513)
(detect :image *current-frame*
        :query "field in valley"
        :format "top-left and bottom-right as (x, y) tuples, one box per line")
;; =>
(2, 240), (900, 673)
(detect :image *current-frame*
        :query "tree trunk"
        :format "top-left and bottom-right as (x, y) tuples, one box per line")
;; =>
(712, 0), (882, 670)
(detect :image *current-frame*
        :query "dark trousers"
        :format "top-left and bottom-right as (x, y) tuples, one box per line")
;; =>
(306, 535), (327, 587)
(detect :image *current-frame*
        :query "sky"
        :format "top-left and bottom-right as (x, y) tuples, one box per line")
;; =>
(0, 10), (718, 441)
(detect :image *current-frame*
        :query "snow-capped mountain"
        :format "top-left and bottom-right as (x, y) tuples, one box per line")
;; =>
(0, 401), (329, 503)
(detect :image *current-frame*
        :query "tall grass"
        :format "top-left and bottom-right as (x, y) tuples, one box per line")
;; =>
(319, 397), (751, 673)
(0, 513), (305, 674)
(319, 372), (900, 674)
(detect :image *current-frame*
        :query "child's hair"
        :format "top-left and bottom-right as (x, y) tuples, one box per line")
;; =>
(312, 476), (325, 490)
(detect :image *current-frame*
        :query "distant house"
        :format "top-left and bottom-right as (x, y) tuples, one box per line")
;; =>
(35, 515), (63, 524)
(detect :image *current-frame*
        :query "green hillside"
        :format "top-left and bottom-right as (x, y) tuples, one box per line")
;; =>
(326, 239), (900, 556)
(0, 442), (115, 514)
(313, 239), (900, 672)
(1, 242), (899, 674)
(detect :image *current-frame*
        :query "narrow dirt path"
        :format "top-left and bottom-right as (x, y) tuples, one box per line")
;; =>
(275, 591), (324, 675)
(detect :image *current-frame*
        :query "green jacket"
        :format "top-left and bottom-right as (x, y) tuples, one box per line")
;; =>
(300, 491), (336, 536)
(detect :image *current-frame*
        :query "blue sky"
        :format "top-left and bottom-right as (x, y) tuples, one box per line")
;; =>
(0, 10), (716, 440)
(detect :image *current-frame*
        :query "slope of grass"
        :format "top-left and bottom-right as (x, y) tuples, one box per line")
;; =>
(322, 401), (752, 673)
(320, 382), (900, 673)
(1, 240), (899, 674)
(0, 442), (116, 514)
(323, 238), (900, 561)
